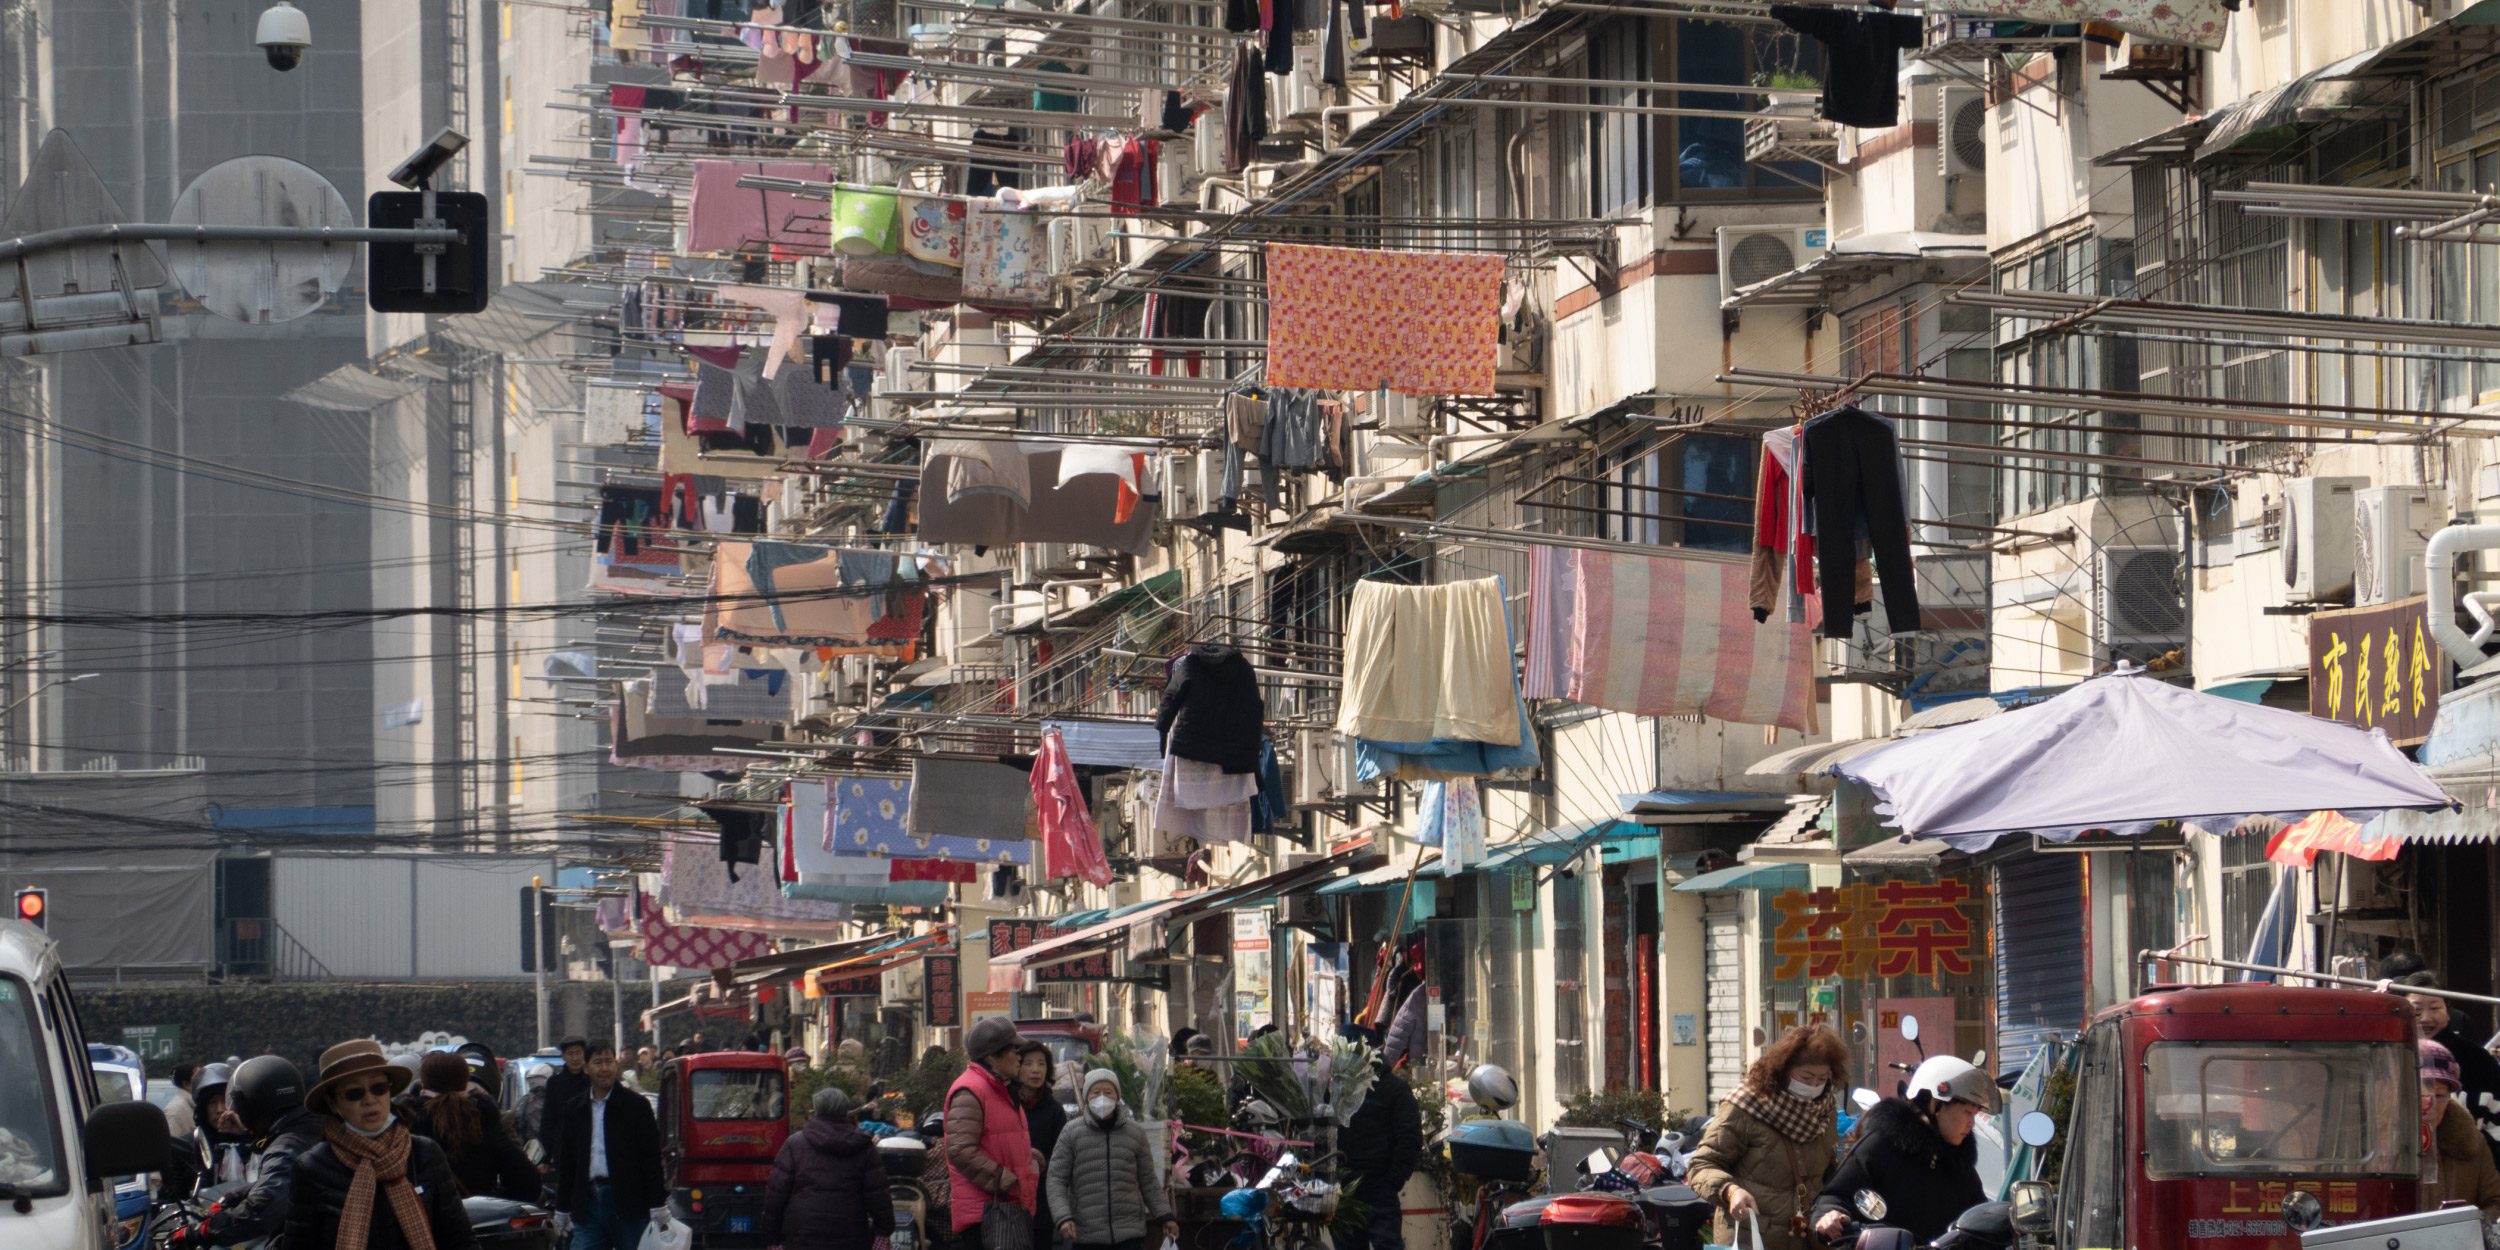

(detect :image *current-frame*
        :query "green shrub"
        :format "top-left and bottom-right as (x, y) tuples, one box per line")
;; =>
(1554, 1087), (1686, 1131)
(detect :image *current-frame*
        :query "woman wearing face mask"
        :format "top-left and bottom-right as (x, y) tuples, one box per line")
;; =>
(1810, 1055), (1993, 1246)
(1686, 1025), (1848, 1250)
(283, 1039), (480, 1250)
(2418, 1039), (2500, 1219)
(1049, 1070), (1177, 1250)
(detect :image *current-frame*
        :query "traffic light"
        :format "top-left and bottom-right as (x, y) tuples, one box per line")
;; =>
(13, 887), (45, 930)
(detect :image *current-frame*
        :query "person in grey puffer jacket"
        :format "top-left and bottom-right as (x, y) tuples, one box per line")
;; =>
(1048, 1069), (1176, 1250)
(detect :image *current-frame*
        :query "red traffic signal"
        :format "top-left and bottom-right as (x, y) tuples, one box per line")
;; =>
(13, 887), (44, 930)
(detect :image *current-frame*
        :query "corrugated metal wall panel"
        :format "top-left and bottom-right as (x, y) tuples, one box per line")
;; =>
(414, 858), (553, 979)
(274, 857), (418, 980)
(1704, 892), (1745, 1103)
(1995, 854), (2086, 1073)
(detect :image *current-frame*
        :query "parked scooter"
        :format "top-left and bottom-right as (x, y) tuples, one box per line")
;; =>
(875, 1124), (933, 1250)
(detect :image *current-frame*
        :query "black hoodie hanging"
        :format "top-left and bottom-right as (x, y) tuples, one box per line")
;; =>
(703, 805), (773, 880)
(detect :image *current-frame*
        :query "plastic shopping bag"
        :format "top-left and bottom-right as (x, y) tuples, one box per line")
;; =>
(1704, 1208), (1763, 1250)
(639, 1207), (695, 1250)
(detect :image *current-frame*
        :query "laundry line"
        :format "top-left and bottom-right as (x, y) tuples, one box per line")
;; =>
(1719, 368), (2483, 439)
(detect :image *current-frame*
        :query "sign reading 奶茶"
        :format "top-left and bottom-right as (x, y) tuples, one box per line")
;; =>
(2308, 595), (2449, 747)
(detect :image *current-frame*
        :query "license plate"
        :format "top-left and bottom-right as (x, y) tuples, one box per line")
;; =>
(725, 1216), (755, 1233)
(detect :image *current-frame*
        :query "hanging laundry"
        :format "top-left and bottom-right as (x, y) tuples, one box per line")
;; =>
(1250, 737), (1289, 836)
(686, 159), (835, 252)
(965, 126), (1026, 197)
(1414, 779), (1486, 876)
(827, 190), (896, 258)
(897, 193), (967, 267)
(835, 254), (967, 306)
(702, 804), (773, 880)
(808, 292), (892, 340)
(929, 437), (1034, 506)
(960, 201), (1050, 305)
(1225, 42), (1269, 174)
(1750, 425), (1866, 625)
(1940, 0), (2228, 48)
(711, 541), (923, 650)
(1143, 292), (1212, 375)
(905, 757), (1038, 856)
(1524, 545), (1817, 732)
(1155, 643), (1266, 773)
(647, 665), (790, 721)
(691, 359), (741, 424)
(718, 284), (810, 376)
(1802, 404), (1922, 640)
(1337, 577), (1521, 747)
(1040, 719), (1166, 770)
(1265, 242), (1505, 395)
(1153, 752), (1256, 845)
(1054, 444), (1152, 522)
(659, 840), (855, 935)
(916, 446), (1161, 552)
(633, 892), (773, 971)
(1033, 730), (1115, 886)
(1768, 6), (1922, 128)
(889, 859), (979, 884)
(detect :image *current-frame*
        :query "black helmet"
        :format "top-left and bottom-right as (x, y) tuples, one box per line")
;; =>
(228, 1056), (306, 1135)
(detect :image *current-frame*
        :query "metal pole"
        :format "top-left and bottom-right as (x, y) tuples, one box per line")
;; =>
(0, 221), (461, 262)
(612, 958), (626, 1055)
(532, 876), (550, 1052)
(2140, 950), (2500, 1007)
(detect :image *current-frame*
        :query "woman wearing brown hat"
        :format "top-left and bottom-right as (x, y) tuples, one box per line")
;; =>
(282, 1039), (481, 1250)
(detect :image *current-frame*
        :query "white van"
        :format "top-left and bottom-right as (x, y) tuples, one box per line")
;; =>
(0, 918), (170, 1249)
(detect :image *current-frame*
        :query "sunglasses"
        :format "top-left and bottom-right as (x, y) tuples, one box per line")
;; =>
(335, 1082), (393, 1104)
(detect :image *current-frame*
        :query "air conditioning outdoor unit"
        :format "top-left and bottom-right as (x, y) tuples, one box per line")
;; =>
(2281, 475), (2369, 602)
(1047, 213), (1113, 274)
(1161, 452), (1201, 519)
(1192, 447), (1229, 511)
(1715, 225), (1828, 305)
(1014, 542), (1079, 586)
(2096, 546), (2186, 658)
(1938, 87), (1988, 178)
(1046, 215), (1081, 276)
(2354, 485), (2448, 605)
(1292, 726), (1338, 807)
(884, 345), (922, 396)
(1193, 118), (1226, 182)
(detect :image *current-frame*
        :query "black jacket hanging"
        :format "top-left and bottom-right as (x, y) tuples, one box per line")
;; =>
(703, 805), (773, 880)
(1801, 405), (1921, 640)
(1154, 644), (1266, 773)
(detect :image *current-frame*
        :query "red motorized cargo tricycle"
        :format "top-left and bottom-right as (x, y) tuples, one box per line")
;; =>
(660, 1051), (791, 1248)
(2011, 983), (2422, 1250)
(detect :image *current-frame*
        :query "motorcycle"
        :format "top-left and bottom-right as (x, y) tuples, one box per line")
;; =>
(132, 1188), (558, 1249)
(1818, 1189), (2016, 1250)
(877, 1126), (934, 1250)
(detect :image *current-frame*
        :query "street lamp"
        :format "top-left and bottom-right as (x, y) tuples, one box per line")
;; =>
(1, 672), (97, 719)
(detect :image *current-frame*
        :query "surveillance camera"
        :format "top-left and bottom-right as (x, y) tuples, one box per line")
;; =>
(388, 127), (471, 190)
(257, 2), (310, 71)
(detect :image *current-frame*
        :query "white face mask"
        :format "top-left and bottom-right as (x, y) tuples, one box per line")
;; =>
(1787, 1077), (1828, 1100)
(1087, 1096), (1119, 1121)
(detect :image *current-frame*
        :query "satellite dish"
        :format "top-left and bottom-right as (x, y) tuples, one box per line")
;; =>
(166, 154), (354, 324)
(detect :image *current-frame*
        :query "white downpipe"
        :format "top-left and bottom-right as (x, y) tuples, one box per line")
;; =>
(2425, 524), (2500, 667)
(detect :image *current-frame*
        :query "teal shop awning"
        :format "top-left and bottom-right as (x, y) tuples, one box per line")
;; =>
(1318, 854), (1442, 896)
(1673, 861), (1813, 893)
(1050, 909), (1109, 930)
(1478, 817), (1655, 873)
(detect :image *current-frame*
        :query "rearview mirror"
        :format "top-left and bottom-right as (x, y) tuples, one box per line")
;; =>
(1898, 1015), (1921, 1043)
(2009, 1181), (2057, 1236)
(1854, 1189), (1889, 1222)
(2017, 1111), (2058, 1148)
(1851, 1087), (1879, 1111)
(84, 1100), (169, 1179)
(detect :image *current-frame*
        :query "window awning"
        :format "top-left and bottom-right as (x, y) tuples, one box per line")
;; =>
(1477, 817), (1655, 873)
(987, 842), (1381, 990)
(2201, 50), (2392, 159)
(1619, 790), (1797, 817)
(804, 929), (957, 989)
(1746, 736), (1885, 778)
(1672, 861), (1812, 893)
(1721, 233), (1989, 312)
(2324, 0), (2500, 82)
(726, 929), (904, 984)
(1317, 854), (1441, 896)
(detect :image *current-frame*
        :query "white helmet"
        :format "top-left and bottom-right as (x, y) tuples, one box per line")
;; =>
(1905, 1056), (1998, 1114)
(1467, 1064), (1520, 1112)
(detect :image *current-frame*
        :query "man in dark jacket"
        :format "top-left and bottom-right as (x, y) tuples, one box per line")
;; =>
(169, 1056), (326, 1247)
(540, 1036), (592, 1167)
(762, 1087), (897, 1250)
(554, 1042), (669, 1250)
(1336, 1048), (1421, 1250)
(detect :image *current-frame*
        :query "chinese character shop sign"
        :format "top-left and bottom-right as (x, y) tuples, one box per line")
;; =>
(2309, 595), (2449, 747)
(925, 954), (961, 1028)
(1770, 879), (1975, 982)
(989, 918), (1113, 983)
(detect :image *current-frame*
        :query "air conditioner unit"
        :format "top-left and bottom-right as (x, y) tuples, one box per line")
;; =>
(1715, 225), (1828, 305)
(1161, 452), (1201, 519)
(1938, 87), (1988, 178)
(1278, 46), (1329, 123)
(1371, 390), (1431, 439)
(1013, 543), (1078, 586)
(1193, 118), (1226, 182)
(1192, 447), (1229, 511)
(2096, 546), (2186, 656)
(884, 345), (921, 396)
(1292, 726), (1337, 807)
(2354, 485), (2448, 605)
(2282, 475), (2369, 602)
(1334, 732), (1377, 799)
(1274, 892), (1335, 938)
(1046, 215), (1081, 276)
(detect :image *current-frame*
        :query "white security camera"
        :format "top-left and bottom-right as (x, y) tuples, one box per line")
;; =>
(256, 2), (310, 71)
(388, 128), (471, 190)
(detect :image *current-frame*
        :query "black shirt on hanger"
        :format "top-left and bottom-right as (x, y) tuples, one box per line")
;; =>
(1769, 6), (1922, 129)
